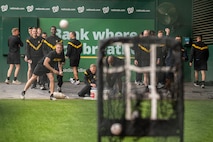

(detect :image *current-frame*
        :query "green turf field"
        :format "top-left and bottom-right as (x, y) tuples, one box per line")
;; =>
(0, 100), (212, 142)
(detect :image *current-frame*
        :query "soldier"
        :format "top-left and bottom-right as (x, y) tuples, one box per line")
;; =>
(78, 64), (96, 97)
(5, 28), (23, 84)
(189, 35), (209, 88)
(43, 26), (65, 92)
(21, 42), (64, 100)
(66, 31), (82, 85)
(25, 27), (44, 88)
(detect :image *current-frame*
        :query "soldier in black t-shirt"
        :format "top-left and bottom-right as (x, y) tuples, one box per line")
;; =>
(43, 26), (64, 92)
(189, 35), (209, 88)
(66, 31), (82, 85)
(134, 30), (150, 89)
(105, 56), (124, 93)
(5, 28), (23, 85)
(21, 42), (65, 100)
(78, 64), (96, 97)
(26, 27), (44, 88)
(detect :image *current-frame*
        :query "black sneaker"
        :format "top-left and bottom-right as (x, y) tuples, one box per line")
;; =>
(40, 85), (47, 90)
(193, 81), (199, 87)
(20, 91), (25, 100)
(201, 81), (205, 89)
(31, 84), (37, 89)
(50, 94), (56, 101)
(57, 86), (62, 92)
(145, 86), (149, 92)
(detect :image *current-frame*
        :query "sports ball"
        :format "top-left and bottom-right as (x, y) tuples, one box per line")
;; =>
(110, 123), (122, 135)
(59, 19), (69, 29)
(53, 92), (67, 99)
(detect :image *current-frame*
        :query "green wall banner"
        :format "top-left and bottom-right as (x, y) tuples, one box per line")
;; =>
(0, 0), (156, 82)
(0, 0), (155, 19)
(40, 18), (154, 80)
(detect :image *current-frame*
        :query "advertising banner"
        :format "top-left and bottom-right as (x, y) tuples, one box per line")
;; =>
(0, 0), (155, 19)
(0, 0), (156, 81)
(40, 18), (154, 81)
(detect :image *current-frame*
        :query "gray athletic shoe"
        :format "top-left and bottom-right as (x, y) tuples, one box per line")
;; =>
(12, 80), (21, 85)
(74, 80), (80, 85)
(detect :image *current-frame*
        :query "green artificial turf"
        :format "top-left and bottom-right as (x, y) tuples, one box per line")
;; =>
(0, 100), (213, 142)
(0, 100), (97, 142)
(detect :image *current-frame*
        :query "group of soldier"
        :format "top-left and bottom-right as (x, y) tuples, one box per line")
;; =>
(5, 26), (83, 100)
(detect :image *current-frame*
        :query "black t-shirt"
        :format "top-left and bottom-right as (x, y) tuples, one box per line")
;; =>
(66, 38), (82, 59)
(43, 35), (63, 55)
(8, 35), (23, 53)
(38, 50), (65, 68)
(26, 36), (44, 59)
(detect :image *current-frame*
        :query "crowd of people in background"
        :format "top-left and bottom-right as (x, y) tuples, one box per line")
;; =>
(4, 26), (209, 100)
(134, 28), (208, 90)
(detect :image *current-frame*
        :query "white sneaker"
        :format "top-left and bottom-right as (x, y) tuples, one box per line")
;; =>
(5, 79), (10, 84)
(74, 80), (80, 85)
(135, 80), (140, 85)
(157, 83), (165, 89)
(12, 80), (21, 85)
(50, 96), (57, 101)
(20, 91), (25, 100)
(69, 78), (75, 84)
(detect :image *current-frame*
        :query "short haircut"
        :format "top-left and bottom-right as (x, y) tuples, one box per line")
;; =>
(70, 31), (76, 37)
(55, 42), (63, 47)
(90, 64), (96, 68)
(158, 30), (164, 34)
(150, 30), (156, 36)
(175, 35), (182, 39)
(11, 28), (19, 33)
(51, 26), (57, 29)
(197, 35), (202, 40)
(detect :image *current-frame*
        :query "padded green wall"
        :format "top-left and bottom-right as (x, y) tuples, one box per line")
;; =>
(0, 0), (201, 82)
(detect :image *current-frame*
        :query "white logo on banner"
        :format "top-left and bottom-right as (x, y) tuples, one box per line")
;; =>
(1, 4), (8, 12)
(52, 6), (59, 13)
(26, 5), (34, 12)
(127, 7), (134, 14)
(77, 6), (85, 13)
(102, 6), (109, 14)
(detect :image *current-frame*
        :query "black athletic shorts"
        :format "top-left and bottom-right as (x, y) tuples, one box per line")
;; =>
(7, 52), (20, 64)
(194, 59), (207, 71)
(33, 64), (50, 76)
(141, 60), (150, 67)
(69, 58), (80, 67)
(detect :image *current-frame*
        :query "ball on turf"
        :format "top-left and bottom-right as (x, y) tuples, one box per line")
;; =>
(59, 19), (69, 29)
(110, 123), (122, 135)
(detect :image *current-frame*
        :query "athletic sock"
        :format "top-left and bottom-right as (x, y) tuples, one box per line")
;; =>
(7, 77), (10, 80)
(14, 77), (17, 81)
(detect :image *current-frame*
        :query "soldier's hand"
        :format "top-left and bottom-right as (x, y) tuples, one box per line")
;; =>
(59, 71), (63, 76)
(134, 60), (138, 66)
